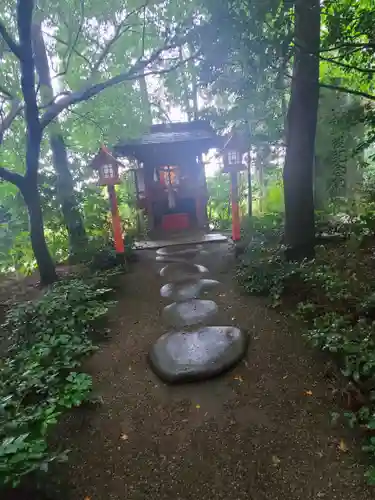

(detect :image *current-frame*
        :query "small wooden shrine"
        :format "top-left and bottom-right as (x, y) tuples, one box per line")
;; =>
(113, 121), (219, 234)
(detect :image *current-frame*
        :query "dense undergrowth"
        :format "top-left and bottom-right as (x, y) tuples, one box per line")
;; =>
(0, 267), (122, 493)
(236, 209), (375, 484)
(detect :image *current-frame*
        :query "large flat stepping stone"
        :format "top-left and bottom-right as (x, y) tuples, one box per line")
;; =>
(159, 262), (209, 282)
(160, 279), (220, 302)
(163, 299), (218, 327)
(157, 244), (203, 259)
(149, 326), (248, 383)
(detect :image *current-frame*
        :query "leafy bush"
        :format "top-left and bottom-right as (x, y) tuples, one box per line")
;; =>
(0, 274), (116, 488)
(237, 213), (298, 303)
(237, 212), (375, 482)
(236, 243), (300, 302)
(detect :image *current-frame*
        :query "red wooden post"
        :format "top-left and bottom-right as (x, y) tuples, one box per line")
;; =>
(107, 184), (125, 254)
(222, 132), (246, 242)
(88, 146), (126, 258)
(231, 170), (241, 241)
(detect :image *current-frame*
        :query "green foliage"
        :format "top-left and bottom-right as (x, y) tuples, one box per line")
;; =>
(0, 273), (116, 487)
(261, 180), (284, 213)
(236, 243), (299, 302)
(238, 211), (375, 482)
(315, 90), (365, 208)
(236, 213), (292, 302)
(206, 170), (248, 229)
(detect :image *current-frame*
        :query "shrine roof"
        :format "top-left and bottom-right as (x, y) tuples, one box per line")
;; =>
(113, 120), (220, 158)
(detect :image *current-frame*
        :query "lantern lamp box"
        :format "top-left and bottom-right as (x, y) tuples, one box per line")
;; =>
(89, 146), (124, 186)
(222, 133), (247, 173)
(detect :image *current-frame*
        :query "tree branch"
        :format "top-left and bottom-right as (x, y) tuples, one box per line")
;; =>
(0, 166), (24, 187)
(69, 109), (108, 139)
(0, 98), (23, 144)
(318, 42), (375, 53)
(42, 31), (91, 67)
(0, 19), (21, 58)
(62, 0), (85, 78)
(0, 83), (14, 100)
(91, 3), (149, 75)
(281, 65), (375, 102)
(319, 54), (375, 74)
(41, 43), (196, 128)
(319, 82), (375, 101)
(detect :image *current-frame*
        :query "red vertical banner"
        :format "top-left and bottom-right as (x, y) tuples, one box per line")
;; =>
(231, 170), (241, 241)
(107, 185), (125, 254)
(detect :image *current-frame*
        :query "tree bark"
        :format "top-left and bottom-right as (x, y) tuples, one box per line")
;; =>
(21, 129), (58, 286)
(16, 2), (58, 285)
(139, 73), (152, 126)
(179, 47), (193, 121)
(49, 134), (87, 254)
(21, 181), (58, 285)
(247, 151), (253, 217)
(256, 148), (264, 213)
(283, 0), (320, 260)
(32, 22), (87, 256)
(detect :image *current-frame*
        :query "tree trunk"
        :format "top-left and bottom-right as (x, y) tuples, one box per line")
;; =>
(283, 0), (320, 260)
(256, 149), (264, 213)
(179, 47), (193, 121)
(21, 179), (58, 286)
(139, 73), (152, 126)
(50, 134), (88, 254)
(32, 22), (87, 256)
(247, 151), (253, 216)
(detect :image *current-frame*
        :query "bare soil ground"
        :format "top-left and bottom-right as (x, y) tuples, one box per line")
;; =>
(48, 244), (373, 499)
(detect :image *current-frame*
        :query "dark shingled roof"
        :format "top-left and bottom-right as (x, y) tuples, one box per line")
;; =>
(113, 121), (220, 156)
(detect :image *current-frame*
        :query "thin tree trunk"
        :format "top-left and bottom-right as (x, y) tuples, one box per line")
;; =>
(50, 134), (88, 253)
(283, 0), (320, 260)
(22, 184), (57, 285)
(21, 137), (58, 285)
(188, 43), (199, 120)
(256, 149), (264, 213)
(139, 73), (152, 125)
(247, 151), (253, 216)
(32, 22), (87, 256)
(179, 47), (193, 121)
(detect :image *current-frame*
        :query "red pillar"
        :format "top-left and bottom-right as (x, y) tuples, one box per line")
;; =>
(107, 184), (125, 254)
(231, 171), (241, 241)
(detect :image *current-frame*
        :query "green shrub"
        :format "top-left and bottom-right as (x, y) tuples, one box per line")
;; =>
(236, 243), (300, 302)
(237, 213), (299, 303)
(237, 212), (375, 481)
(0, 274), (116, 487)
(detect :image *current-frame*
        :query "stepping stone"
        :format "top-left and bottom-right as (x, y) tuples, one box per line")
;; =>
(156, 248), (210, 263)
(157, 245), (203, 258)
(163, 299), (218, 327)
(156, 255), (186, 264)
(149, 326), (248, 383)
(160, 279), (220, 302)
(159, 263), (209, 282)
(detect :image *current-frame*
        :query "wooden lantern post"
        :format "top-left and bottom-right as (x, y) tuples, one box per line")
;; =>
(89, 146), (125, 259)
(223, 136), (246, 242)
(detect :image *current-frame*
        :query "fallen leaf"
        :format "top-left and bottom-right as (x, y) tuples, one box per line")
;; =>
(272, 455), (281, 466)
(120, 433), (129, 441)
(338, 439), (348, 453)
(233, 375), (244, 383)
(195, 404), (201, 409)
(304, 390), (313, 396)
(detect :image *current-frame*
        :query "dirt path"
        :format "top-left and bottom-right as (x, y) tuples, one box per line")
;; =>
(57, 244), (373, 500)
